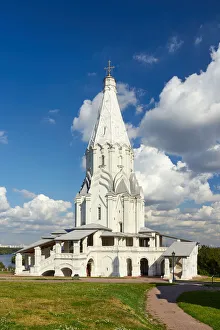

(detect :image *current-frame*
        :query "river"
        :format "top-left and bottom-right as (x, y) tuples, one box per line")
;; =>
(0, 254), (13, 267)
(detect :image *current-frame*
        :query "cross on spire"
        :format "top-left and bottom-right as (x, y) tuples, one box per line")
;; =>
(104, 60), (115, 77)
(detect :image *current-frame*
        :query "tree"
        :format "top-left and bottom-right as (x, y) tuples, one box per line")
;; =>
(198, 245), (220, 276)
(0, 262), (5, 269)
(11, 255), (15, 264)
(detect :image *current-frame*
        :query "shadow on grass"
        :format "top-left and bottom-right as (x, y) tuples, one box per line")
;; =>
(177, 290), (220, 310)
(152, 282), (219, 305)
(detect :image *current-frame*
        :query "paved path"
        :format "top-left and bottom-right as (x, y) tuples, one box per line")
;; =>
(0, 275), (166, 283)
(147, 284), (213, 330)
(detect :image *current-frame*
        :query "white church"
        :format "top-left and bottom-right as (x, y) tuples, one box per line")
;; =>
(15, 63), (198, 280)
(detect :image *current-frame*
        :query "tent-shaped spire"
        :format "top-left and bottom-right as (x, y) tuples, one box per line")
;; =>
(88, 62), (131, 148)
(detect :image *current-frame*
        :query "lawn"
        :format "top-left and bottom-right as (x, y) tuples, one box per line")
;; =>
(0, 281), (163, 330)
(192, 276), (220, 283)
(177, 290), (220, 330)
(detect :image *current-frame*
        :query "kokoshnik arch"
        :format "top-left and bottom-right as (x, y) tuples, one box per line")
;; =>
(15, 62), (198, 280)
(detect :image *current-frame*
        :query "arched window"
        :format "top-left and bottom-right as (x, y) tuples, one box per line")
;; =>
(98, 206), (101, 220)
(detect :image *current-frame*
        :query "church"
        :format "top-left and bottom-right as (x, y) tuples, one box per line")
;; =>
(15, 63), (198, 280)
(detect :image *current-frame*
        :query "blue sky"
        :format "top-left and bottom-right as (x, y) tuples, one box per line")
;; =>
(1, 0), (220, 245)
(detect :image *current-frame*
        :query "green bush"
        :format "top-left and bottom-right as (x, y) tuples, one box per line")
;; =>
(0, 261), (5, 269)
(198, 245), (220, 276)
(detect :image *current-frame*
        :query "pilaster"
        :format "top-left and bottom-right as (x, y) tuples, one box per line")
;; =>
(75, 194), (82, 227)
(74, 241), (80, 254)
(164, 258), (170, 278)
(15, 253), (23, 274)
(123, 195), (130, 232)
(55, 242), (62, 254)
(107, 193), (115, 229)
(85, 194), (91, 224)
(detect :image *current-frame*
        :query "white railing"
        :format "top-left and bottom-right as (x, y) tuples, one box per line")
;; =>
(40, 255), (55, 269)
(55, 253), (74, 259)
(86, 246), (167, 253)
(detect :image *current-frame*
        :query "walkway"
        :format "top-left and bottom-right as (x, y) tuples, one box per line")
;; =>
(147, 284), (213, 330)
(0, 275), (166, 283)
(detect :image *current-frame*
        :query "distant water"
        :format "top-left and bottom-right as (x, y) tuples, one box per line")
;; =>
(0, 254), (13, 267)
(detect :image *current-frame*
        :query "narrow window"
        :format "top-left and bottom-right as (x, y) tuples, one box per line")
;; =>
(119, 222), (123, 232)
(126, 237), (133, 246)
(98, 206), (101, 220)
(87, 234), (94, 246)
(80, 239), (83, 253)
(102, 155), (105, 166)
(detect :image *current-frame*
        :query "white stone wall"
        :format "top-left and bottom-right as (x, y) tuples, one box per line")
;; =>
(75, 74), (145, 233)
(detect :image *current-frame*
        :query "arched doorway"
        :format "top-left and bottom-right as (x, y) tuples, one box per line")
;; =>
(86, 259), (94, 277)
(140, 258), (148, 276)
(61, 268), (72, 277)
(42, 270), (55, 276)
(127, 258), (132, 276)
(160, 259), (165, 276)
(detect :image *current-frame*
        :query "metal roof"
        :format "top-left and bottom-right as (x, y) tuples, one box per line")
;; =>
(100, 232), (151, 238)
(18, 238), (54, 253)
(101, 232), (125, 237)
(41, 235), (56, 239)
(51, 229), (68, 235)
(139, 227), (157, 233)
(55, 229), (97, 241)
(163, 241), (197, 257)
(72, 223), (112, 231)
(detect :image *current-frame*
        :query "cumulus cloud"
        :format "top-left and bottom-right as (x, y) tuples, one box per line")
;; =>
(81, 156), (86, 170)
(145, 203), (220, 246)
(0, 188), (74, 234)
(125, 123), (139, 140)
(0, 187), (10, 212)
(13, 188), (37, 199)
(167, 36), (184, 53)
(134, 145), (220, 207)
(136, 105), (144, 114)
(138, 44), (220, 173)
(133, 53), (158, 64)
(72, 82), (138, 142)
(0, 131), (8, 144)
(195, 36), (203, 45)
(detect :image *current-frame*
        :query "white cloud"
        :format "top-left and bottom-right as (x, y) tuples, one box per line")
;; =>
(117, 83), (138, 110)
(49, 109), (60, 114)
(72, 82), (138, 142)
(133, 53), (158, 64)
(0, 189), (73, 234)
(44, 117), (56, 125)
(138, 44), (220, 172)
(136, 105), (144, 114)
(195, 36), (203, 45)
(72, 92), (102, 142)
(167, 36), (184, 53)
(125, 123), (139, 140)
(134, 145), (220, 207)
(88, 72), (97, 77)
(81, 156), (86, 170)
(0, 187), (10, 212)
(145, 202), (220, 246)
(0, 131), (8, 144)
(13, 188), (37, 199)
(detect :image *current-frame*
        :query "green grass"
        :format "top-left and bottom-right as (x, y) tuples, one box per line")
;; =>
(0, 282), (164, 330)
(192, 275), (220, 282)
(177, 290), (220, 330)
